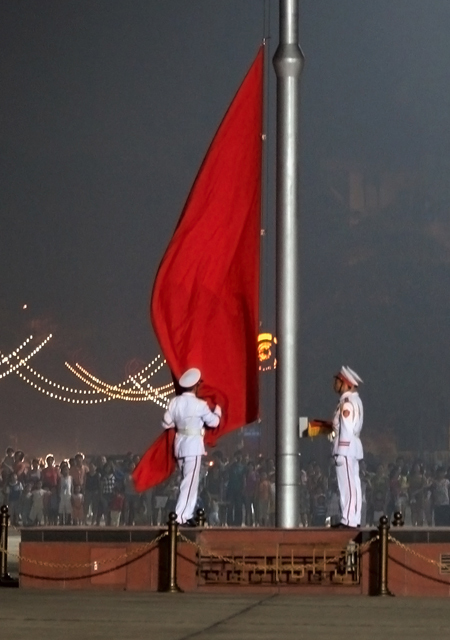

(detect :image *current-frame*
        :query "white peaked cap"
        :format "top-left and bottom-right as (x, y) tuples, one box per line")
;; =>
(340, 366), (363, 386)
(179, 367), (201, 388)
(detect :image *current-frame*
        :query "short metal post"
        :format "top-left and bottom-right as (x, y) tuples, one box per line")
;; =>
(392, 511), (404, 527)
(0, 505), (18, 587)
(165, 512), (182, 593)
(196, 508), (206, 527)
(376, 515), (394, 596)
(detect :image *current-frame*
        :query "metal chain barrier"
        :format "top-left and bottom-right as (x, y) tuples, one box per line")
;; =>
(0, 531), (167, 570)
(388, 534), (450, 574)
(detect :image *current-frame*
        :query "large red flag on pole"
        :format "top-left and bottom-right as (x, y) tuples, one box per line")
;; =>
(133, 47), (264, 491)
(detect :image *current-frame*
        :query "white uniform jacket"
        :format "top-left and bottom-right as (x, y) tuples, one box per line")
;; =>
(162, 392), (221, 458)
(332, 390), (363, 460)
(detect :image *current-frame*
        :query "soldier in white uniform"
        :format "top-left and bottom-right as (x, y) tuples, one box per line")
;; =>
(162, 368), (221, 526)
(330, 366), (364, 529)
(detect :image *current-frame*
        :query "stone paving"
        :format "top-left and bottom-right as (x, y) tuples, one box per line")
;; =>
(0, 590), (449, 640)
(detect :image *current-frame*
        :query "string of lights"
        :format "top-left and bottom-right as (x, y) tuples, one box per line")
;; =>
(71, 359), (167, 396)
(18, 362), (102, 394)
(8, 346), (170, 406)
(18, 360), (174, 397)
(65, 362), (170, 408)
(0, 335), (33, 365)
(130, 373), (170, 409)
(67, 362), (165, 399)
(14, 368), (113, 404)
(1, 336), (173, 407)
(0, 334), (53, 380)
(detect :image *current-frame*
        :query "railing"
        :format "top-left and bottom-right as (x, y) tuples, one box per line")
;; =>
(1, 504), (449, 593)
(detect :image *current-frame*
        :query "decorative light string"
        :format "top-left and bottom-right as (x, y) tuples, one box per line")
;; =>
(18, 360), (174, 397)
(69, 361), (166, 397)
(65, 362), (169, 408)
(11, 353), (168, 406)
(18, 361), (102, 394)
(73, 359), (172, 398)
(0, 335), (33, 364)
(14, 368), (112, 404)
(0, 334), (52, 380)
(130, 373), (170, 409)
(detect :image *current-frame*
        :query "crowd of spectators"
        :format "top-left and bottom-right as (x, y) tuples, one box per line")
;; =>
(1, 447), (450, 527)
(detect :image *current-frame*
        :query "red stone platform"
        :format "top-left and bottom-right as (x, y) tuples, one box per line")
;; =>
(18, 526), (450, 596)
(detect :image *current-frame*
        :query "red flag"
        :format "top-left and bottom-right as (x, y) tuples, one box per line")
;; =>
(133, 47), (263, 491)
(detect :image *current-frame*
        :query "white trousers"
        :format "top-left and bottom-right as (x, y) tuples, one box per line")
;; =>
(176, 456), (201, 524)
(335, 456), (361, 527)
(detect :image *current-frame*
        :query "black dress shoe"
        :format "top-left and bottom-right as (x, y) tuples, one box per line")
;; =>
(180, 518), (197, 527)
(331, 522), (357, 530)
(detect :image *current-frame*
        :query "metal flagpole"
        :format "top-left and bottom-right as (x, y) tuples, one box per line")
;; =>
(273, 0), (304, 528)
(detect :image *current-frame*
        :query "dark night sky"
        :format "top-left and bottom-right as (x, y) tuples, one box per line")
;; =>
(1, 1), (450, 459)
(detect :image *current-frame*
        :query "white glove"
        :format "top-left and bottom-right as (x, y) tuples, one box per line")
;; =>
(214, 404), (222, 418)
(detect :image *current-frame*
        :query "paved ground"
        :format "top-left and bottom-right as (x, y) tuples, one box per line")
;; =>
(0, 590), (449, 640)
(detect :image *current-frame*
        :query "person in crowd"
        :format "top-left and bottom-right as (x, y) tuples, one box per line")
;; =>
(409, 461), (429, 526)
(123, 462), (140, 525)
(398, 465), (410, 521)
(20, 482), (34, 526)
(28, 458), (42, 486)
(423, 464), (434, 527)
(431, 466), (450, 527)
(97, 462), (115, 526)
(13, 450), (28, 483)
(110, 485), (125, 526)
(265, 458), (276, 483)
(6, 472), (23, 526)
(41, 455), (59, 492)
(163, 476), (179, 524)
(268, 473), (276, 526)
(0, 469), (10, 506)
(59, 462), (73, 525)
(326, 477), (341, 527)
(369, 464), (389, 525)
(257, 470), (271, 526)
(70, 453), (88, 489)
(142, 487), (155, 526)
(311, 493), (327, 526)
(359, 461), (371, 528)
(71, 484), (84, 525)
(84, 462), (101, 525)
(299, 469), (310, 527)
(372, 489), (387, 524)
(308, 461), (328, 517)
(29, 480), (47, 525)
(204, 462), (223, 526)
(226, 451), (246, 526)
(47, 486), (59, 525)
(243, 461), (259, 526)
(1, 448), (15, 474)
(387, 466), (401, 521)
